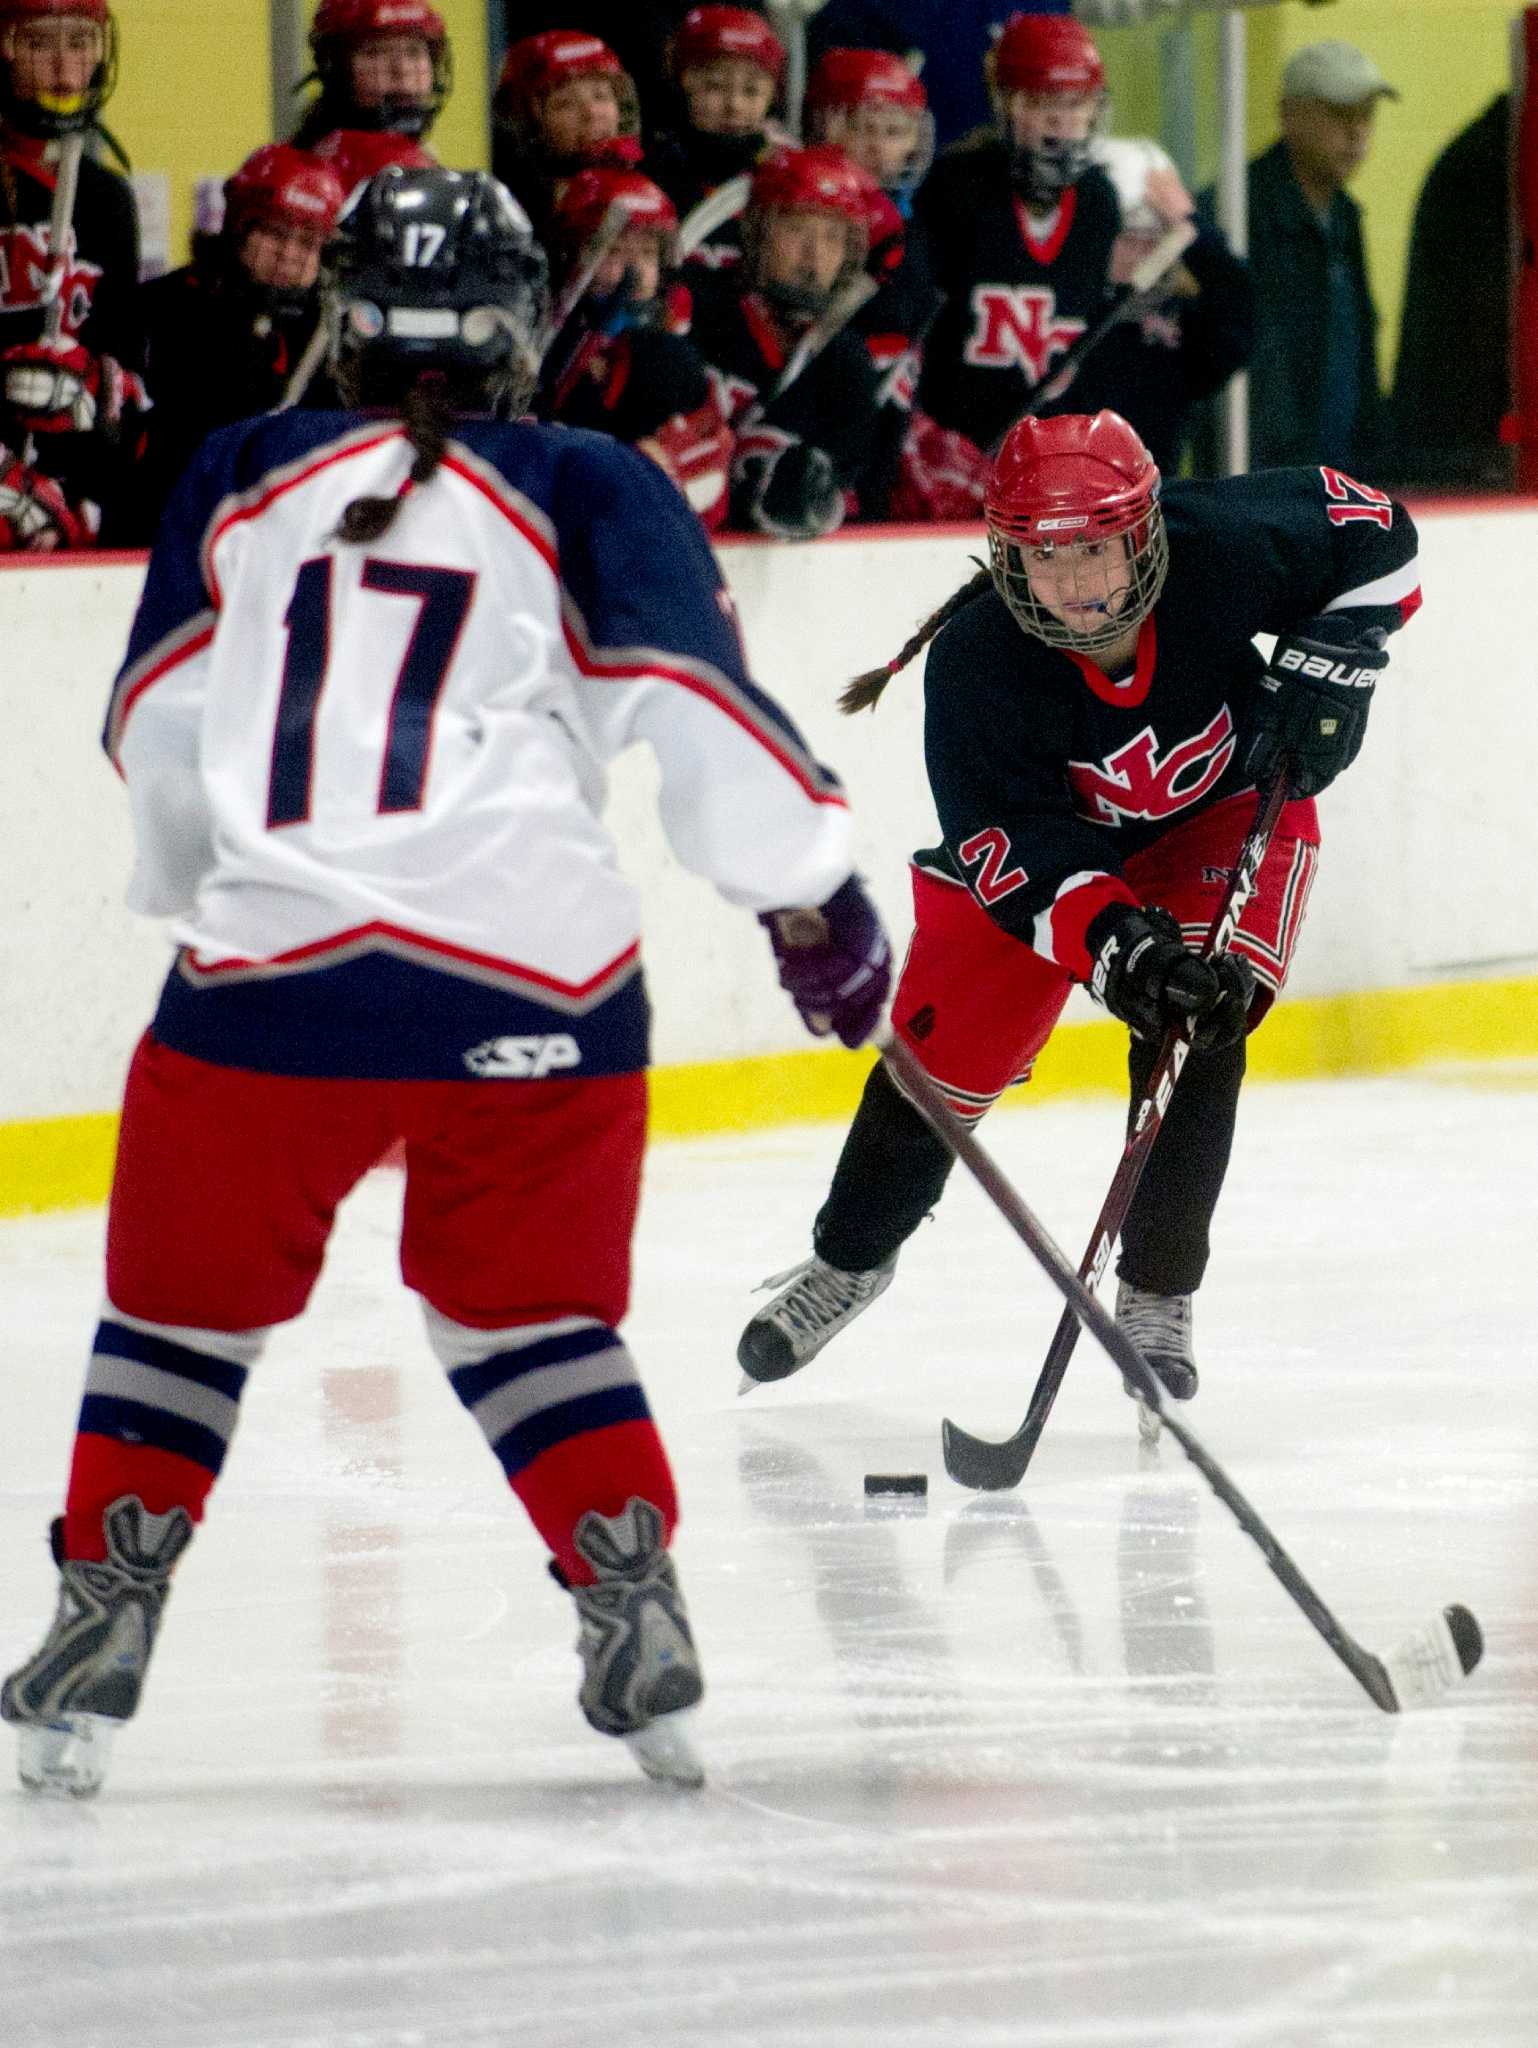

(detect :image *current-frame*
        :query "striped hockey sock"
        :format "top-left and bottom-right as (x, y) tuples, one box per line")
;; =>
(425, 1307), (677, 1583)
(63, 1307), (269, 1561)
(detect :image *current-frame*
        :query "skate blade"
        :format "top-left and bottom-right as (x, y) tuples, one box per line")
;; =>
(16, 1712), (118, 1799)
(624, 1708), (705, 1788)
(1136, 1398), (1162, 1450)
(737, 1372), (758, 1398)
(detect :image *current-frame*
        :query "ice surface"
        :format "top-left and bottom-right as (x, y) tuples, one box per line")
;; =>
(2, 1071), (1536, 2047)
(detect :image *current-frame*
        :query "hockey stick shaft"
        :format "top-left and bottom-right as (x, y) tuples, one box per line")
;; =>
(21, 130), (85, 467)
(39, 130), (84, 345)
(988, 219), (1198, 453)
(882, 1032), (1448, 1714)
(675, 172), (751, 260)
(942, 769), (1292, 1490)
(738, 270), (880, 430)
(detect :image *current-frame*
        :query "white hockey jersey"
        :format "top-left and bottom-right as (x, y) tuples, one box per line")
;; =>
(105, 412), (854, 1078)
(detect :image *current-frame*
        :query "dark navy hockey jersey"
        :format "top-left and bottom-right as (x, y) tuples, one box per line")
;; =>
(915, 141), (1120, 454)
(918, 465), (1421, 979)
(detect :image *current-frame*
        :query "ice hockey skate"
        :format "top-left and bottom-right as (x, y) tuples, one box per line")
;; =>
(1116, 1280), (1199, 1403)
(558, 1496), (705, 1788)
(2, 1494), (192, 1798)
(736, 1254), (896, 1386)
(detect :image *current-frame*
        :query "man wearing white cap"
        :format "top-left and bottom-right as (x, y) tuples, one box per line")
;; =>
(1229, 39), (1397, 475)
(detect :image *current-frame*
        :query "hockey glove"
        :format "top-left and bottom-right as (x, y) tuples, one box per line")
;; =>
(760, 874), (893, 1048)
(1, 340), (150, 440)
(743, 439), (845, 542)
(1085, 902), (1255, 1050)
(1245, 620), (1388, 799)
(0, 445), (95, 551)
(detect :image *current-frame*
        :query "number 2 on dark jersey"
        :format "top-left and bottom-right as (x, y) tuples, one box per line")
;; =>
(267, 555), (476, 829)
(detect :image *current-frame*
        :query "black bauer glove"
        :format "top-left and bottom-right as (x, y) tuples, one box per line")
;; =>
(1245, 622), (1389, 799)
(1085, 903), (1256, 1050)
(759, 874), (893, 1047)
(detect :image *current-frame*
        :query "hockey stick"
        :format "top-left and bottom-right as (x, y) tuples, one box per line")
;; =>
(988, 218), (1198, 454)
(19, 129), (85, 465)
(880, 1032), (1485, 1713)
(738, 269), (880, 430)
(675, 172), (752, 261)
(38, 130), (84, 346)
(942, 767), (1292, 1491)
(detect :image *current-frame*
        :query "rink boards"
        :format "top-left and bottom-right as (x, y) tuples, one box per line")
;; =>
(1, 500), (1535, 1213)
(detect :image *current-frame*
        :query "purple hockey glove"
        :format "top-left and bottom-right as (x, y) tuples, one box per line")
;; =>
(760, 874), (892, 1048)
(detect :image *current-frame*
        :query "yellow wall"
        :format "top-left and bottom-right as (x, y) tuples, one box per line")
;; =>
(105, 1), (490, 273)
(1099, 0), (1515, 385)
(110, 0), (273, 266)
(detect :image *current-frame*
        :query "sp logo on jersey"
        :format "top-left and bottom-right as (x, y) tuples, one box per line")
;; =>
(464, 1034), (582, 1079)
(963, 285), (1085, 380)
(1068, 706), (1237, 825)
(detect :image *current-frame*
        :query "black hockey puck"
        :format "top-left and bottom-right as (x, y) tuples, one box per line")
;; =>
(863, 1472), (928, 1497)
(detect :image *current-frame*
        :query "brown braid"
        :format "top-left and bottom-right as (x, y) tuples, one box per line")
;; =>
(333, 380), (455, 545)
(838, 564), (992, 714)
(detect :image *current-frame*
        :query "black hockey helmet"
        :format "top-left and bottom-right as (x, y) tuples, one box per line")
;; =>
(326, 165), (550, 411)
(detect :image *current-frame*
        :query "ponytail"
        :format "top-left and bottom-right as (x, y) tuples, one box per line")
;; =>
(839, 564), (992, 714)
(333, 379), (455, 545)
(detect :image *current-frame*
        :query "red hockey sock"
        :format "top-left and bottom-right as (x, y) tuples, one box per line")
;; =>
(63, 1435), (217, 1562)
(512, 1420), (678, 1584)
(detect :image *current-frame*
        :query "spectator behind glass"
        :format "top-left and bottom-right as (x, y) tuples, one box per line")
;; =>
(805, 2), (1349, 153)
(1201, 40), (1395, 476)
(139, 146), (347, 522)
(689, 142), (880, 539)
(1389, 94), (1512, 492)
(804, 47), (984, 523)
(291, 0), (451, 149)
(1073, 134), (1252, 476)
(505, 5), (773, 138)
(0, 0), (148, 551)
(492, 30), (643, 248)
(650, 5), (789, 265)
(913, 13), (1122, 458)
(538, 167), (733, 529)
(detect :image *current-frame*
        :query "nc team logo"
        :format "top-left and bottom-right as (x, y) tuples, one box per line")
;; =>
(0, 225), (99, 336)
(963, 285), (1085, 380)
(1068, 706), (1237, 825)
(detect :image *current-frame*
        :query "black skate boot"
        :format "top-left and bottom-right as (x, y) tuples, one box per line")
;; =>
(556, 1497), (705, 1788)
(1115, 1280), (1199, 1402)
(736, 1254), (896, 1385)
(2, 1494), (192, 1797)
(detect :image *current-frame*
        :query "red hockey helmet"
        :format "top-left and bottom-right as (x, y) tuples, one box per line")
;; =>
(224, 144), (347, 240)
(310, 0), (446, 47)
(0, 0), (109, 16)
(984, 412), (1168, 653)
(553, 167), (678, 249)
(806, 47), (926, 118)
(494, 29), (639, 146)
(746, 145), (872, 319)
(670, 7), (785, 86)
(308, 126), (433, 197)
(990, 13), (1106, 100)
(0, 0), (116, 136)
(805, 47), (932, 197)
(307, 0), (449, 139)
(750, 142), (871, 229)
